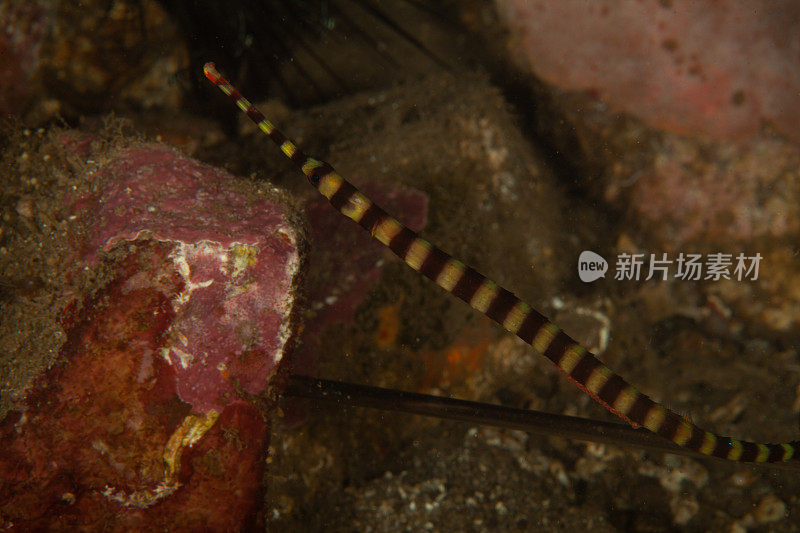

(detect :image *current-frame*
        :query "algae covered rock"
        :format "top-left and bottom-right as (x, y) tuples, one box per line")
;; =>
(0, 129), (305, 529)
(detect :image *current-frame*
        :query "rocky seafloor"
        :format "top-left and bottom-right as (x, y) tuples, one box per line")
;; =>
(2, 0), (800, 531)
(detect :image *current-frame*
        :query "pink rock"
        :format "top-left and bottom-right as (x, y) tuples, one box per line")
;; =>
(0, 143), (304, 529)
(627, 135), (800, 248)
(85, 145), (303, 413)
(497, 0), (800, 141)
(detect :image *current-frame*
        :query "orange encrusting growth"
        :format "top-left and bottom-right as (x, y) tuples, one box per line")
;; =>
(204, 61), (800, 464)
(374, 303), (401, 349)
(419, 341), (490, 391)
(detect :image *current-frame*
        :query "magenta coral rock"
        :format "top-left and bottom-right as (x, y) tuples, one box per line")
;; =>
(87, 146), (302, 413)
(0, 143), (303, 529)
(497, 0), (800, 141)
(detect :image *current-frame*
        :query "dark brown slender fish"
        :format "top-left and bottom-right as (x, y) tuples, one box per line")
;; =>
(204, 61), (800, 463)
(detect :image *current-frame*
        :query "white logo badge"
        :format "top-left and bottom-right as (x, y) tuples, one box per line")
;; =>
(578, 251), (608, 282)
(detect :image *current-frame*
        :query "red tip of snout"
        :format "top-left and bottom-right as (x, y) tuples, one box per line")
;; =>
(203, 62), (219, 83)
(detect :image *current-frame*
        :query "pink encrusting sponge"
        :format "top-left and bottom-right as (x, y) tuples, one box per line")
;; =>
(0, 139), (305, 529)
(86, 144), (304, 413)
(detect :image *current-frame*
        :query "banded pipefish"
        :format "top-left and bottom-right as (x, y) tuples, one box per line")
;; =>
(203, 62), (800, 464)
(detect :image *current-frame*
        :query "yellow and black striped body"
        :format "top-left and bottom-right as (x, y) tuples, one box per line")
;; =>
(204, 62), (800, 464)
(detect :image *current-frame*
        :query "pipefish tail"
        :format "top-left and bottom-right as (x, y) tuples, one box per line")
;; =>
(203, 61), (800, 464)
